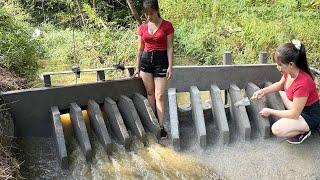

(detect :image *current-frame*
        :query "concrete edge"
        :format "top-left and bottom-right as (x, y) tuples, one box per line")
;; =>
(190, 86), (207, 148)
(103, 97), (131, 149)
(210, 85), (230, 144)
(246, 83), (270, 138)
(69, 103), (92, 162)
(117, 95), (147, 144)
(168, 88), (180, 151)
(50, 106), (69, 169)
(229, 84), (251, 141)
(132, 93), (161, 139)
(88, 99), (112, 155)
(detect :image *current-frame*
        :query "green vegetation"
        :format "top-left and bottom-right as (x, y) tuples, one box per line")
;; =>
(0, 3), (43, 79)
(161, 0), (320, 66)
(0, 0), (320, 80)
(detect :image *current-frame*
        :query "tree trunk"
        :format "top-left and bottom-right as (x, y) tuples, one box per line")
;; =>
(75, 0), (86, 26)
(92, 0), (96, 12)
(125, 0), (142, 25)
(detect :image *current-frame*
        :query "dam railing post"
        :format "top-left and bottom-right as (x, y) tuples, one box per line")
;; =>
(223, 51), (232, 65)
(223, 51), (232, 104)
(43, 74), (52, 87)
(259, 51), (268, 64)
(97, 70), (105, 82)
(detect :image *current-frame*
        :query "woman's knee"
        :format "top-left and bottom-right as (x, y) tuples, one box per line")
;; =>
(146, 89), (155, 97)
(271, 122), (287, 137)
(155, 92), (165, 101)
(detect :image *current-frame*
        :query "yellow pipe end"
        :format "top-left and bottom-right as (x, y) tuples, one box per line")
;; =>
(60, 110), (90, 138)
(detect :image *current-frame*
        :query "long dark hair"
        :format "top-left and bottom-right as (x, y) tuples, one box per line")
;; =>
(143, 0), (161, 18)
(275, 41), (313, 79)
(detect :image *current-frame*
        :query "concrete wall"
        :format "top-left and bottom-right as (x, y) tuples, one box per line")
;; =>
(1, 64), (283, 138)
(168, 64), (281, 91)
(1, 78), (146, 137)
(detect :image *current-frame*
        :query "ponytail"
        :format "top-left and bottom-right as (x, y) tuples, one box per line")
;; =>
(295, 44), (313, 79)
(275, 41), (313, 80)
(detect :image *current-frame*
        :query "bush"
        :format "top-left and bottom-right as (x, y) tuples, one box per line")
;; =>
(0, 3), (43, 79)
(160, 0), (320, 67)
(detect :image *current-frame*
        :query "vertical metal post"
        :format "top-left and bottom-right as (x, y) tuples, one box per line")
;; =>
(126, 67), (135, 77)
(259, 51), (268, 64)
(223, 51), (232, 65)
(44, 74), (51, 87)
(97, 70), (105, 82)
(223, 51), (232, 104)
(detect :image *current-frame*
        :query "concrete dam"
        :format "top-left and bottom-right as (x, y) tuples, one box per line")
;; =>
(2, 52), (320, 179)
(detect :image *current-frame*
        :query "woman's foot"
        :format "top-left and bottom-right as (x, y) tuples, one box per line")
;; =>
(160, 127), (168, 139)
(286, 131), (311, 144)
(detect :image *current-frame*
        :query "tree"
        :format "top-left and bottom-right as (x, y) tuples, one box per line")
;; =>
(126, 0), (142, 25)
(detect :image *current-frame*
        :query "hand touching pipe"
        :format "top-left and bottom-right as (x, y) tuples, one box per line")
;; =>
(251, 89), (265, 100)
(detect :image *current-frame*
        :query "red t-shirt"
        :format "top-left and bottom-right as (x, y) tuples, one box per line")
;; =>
(138, 20), (174, 52)
(284, 70), (319, 106)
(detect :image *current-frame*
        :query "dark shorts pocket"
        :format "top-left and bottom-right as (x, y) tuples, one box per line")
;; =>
(153, 59), (168, 77)
(140, 57), (153, 73)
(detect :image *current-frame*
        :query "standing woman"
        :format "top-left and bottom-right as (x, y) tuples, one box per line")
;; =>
(252, 40), (320, 144)
(133, 0), (174, 139)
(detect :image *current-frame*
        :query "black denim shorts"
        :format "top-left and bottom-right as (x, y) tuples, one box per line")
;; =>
(140, 50), (168, 77)
(301, 100), (320, 130)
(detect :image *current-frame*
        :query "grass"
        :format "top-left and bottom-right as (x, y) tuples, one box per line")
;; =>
(35, 0), (320, 86)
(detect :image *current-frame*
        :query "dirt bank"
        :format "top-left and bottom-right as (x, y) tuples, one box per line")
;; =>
(0, 67), (27, 179)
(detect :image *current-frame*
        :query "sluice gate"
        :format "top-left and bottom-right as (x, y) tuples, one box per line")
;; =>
(2, 52), (319, 172)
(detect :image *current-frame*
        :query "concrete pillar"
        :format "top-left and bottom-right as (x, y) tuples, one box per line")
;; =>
(229, 84), (251, 141)
(132, 93), (161, 139)
(190, 86), (207, 149)
(264, 82), (285, 123)
(117, 95), (147, 144)
(259, 51), (268, 64)
(97, 70), (105, 82)
(69, 103), (92, 162)
(50, 106), (68, 169)
(245, 83), (270, 138)
(88, 100), (112, 155)
(168, 88), (180, 151)
(223, 51), (233, 65)
(210, 85), (230, 144)
(223, 51), (232, 104)
(43, 74), (51, 87)
(103, 97), (131, 149)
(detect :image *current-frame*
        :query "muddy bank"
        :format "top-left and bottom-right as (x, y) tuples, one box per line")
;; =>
(0, 67), (28, 179)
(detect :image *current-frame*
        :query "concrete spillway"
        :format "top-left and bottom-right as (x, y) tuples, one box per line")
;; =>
(51, 93), (160, 169)
(1, 63), (284, 169)
(168, 81), (285, 151)
(4, 55), (320, 179)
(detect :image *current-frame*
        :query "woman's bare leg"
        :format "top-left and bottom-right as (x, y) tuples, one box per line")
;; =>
(271, 116), (310, 137)
(140, 71), (156, 112)
(154, 77), (167, 127)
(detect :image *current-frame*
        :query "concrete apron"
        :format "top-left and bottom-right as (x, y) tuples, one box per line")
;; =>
(165, 82), (320, 179)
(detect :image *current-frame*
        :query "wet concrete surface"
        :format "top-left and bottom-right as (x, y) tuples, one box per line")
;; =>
(164, 118), (320, 180)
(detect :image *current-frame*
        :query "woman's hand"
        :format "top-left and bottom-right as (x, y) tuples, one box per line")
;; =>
(259, 108), (272, 118)
(166, 66), (172, 80)
(132, 67), (140, 78)
(251, 89), (265, 100)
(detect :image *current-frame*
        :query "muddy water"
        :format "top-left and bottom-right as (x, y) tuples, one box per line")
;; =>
(69, 135), (221, 180)
(16, 134), (222, 180)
